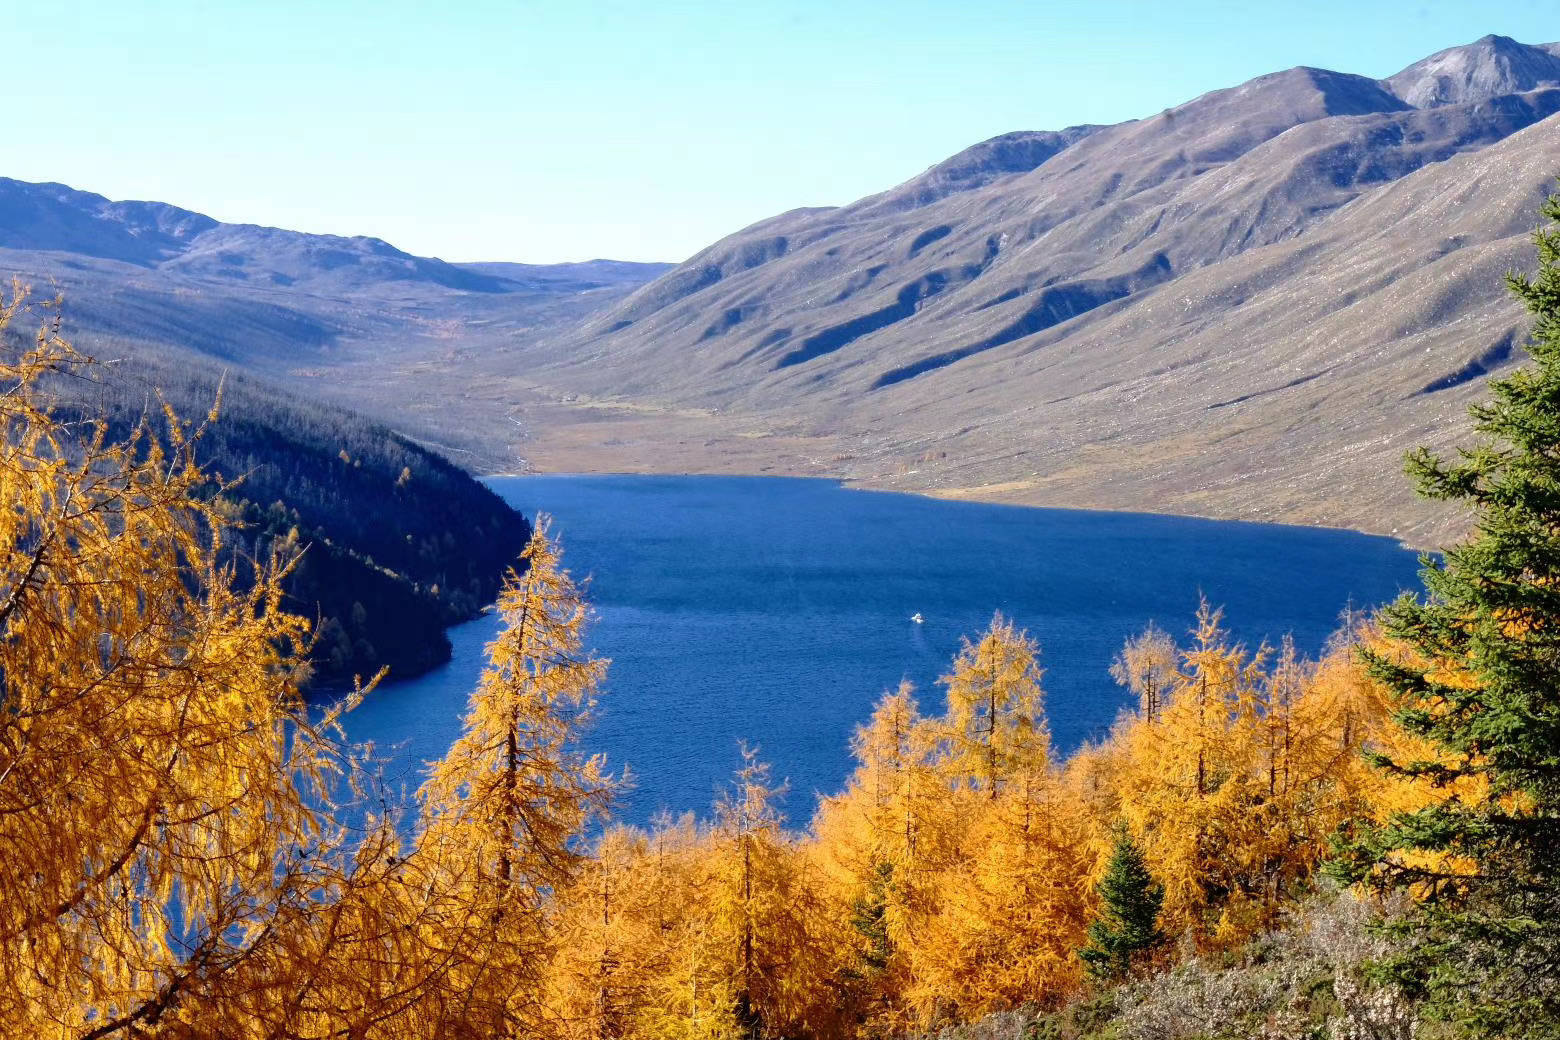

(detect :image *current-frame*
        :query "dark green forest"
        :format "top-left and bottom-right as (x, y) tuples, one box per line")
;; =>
(44, 337), (530, 685)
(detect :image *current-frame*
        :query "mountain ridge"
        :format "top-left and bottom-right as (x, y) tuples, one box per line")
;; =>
(0, 176), (676, 298)
(1, 35), (1558, 544)
(487, 35), (1560, 544)
(0, 176), (509, 294)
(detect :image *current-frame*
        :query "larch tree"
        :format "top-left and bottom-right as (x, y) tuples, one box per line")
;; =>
(547, 826), (663, 1040)
(1239, 631), (1393, 923)
(612, 813), (745, 1040)
(1259, 637), (1310, 800)
(938, 613), (1047, 799)
(708, 743), (840, 1040)
(1329, 183), (1560, 1035)
(1110, 622), (1178, 724)
(1173, 598), (1262, 801)
(714, 743), (784, 1037)
(1110, 599), (1267, 942)
(1240, 636), (1313, 919)
(809, 682), (924, 1019)
(1315, 621), (1482, 843)
(0, 290), (381, 1037)
(848, 681), (921, 863)
(416, 516), (614, 1038)
(912, 657), (1089, 1020)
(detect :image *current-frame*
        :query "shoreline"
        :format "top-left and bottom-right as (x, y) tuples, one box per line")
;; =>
(479, 466), (1437, 555)
(455, 386), (1462, 554)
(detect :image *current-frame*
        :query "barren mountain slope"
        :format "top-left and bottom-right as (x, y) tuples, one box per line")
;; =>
(0, 181), (671, 464)
(821, 114), (1560, 545)
(551, 66), (1421, 395)
(499, 37), (1560, 545)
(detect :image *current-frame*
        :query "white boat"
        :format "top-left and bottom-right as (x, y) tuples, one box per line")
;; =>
(910, 612), (924, 624)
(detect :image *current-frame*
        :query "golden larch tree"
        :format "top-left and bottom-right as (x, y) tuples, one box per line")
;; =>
(908, 641), (1088, 1021)
(1108, 599), (1265, 941)
(416, 516), (614, 1038)
(938, 613), (1047, 799)
(1110, 622), (1178, 724)
(679, 744), (840, 1040)
(0, 292), (376, 1037)
(547, 825), (666, 1040)
(808, 681), (934, 1030)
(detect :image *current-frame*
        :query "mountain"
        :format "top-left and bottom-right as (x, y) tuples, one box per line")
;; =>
(1385, 34), (1560, 108)
(482, 36), (1560, 544)
(0, 180), (671, 469)
(0, 178), (507, 293)
(29, 342), (531, 687)
(1, 36), (1557, 546)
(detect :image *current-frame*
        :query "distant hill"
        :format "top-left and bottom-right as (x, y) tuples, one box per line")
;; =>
(0, 175), (671, 303)
(0, 180), (671, 471)
(0, 178), (509, 293)
(0, 175), (676, 299)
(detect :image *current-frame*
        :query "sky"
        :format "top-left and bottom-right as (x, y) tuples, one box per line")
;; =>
(8, 1), (1559, 264)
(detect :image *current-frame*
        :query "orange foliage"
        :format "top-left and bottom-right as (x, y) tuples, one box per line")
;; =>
(0, 297), (1457, 1039)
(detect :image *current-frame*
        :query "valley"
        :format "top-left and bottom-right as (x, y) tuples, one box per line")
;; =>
(5, 36), (1560, 554)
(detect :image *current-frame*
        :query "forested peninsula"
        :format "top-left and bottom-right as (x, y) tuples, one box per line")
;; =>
(38, 325), (531, 685)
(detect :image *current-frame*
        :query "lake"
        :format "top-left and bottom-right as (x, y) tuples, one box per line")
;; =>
(344, 474), (1425, 826)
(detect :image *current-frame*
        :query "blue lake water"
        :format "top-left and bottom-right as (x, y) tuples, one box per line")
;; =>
(344, 475), (1424, 827)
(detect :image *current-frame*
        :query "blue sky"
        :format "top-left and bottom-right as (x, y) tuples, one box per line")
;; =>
(10, 1), (1559, 263)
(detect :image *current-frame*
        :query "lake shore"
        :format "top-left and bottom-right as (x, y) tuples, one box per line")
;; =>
(485, 388), (1455, 552)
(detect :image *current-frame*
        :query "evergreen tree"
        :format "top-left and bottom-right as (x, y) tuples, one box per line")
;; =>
(1079, 823), (1164, 980)
(847, 859), (895, 978)
(1329, 184), (1560, 1033)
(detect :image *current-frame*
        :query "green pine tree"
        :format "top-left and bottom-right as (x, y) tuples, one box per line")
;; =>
(1079, 822), (1164, 981)
(1328, 183), (1560, 1035)
(848, 859), (895, 977)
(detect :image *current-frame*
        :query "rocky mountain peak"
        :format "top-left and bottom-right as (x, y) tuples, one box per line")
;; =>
(1385, 34), (1560, 108)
